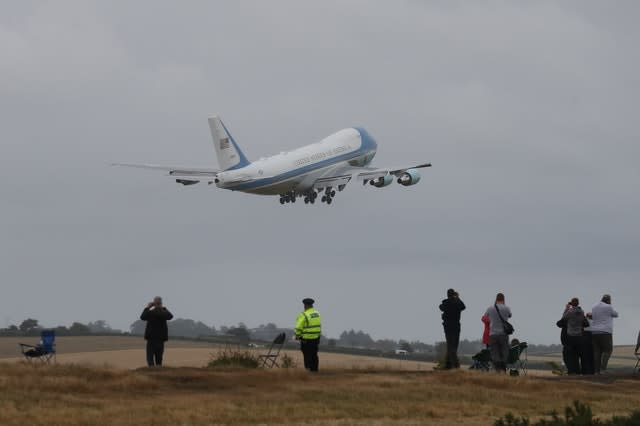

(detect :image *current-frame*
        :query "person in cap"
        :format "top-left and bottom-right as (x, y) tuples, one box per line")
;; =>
(589, 294), (618, 374)
(294, 298), (322, 372)
(439, 288), (466, 369)
(140, 296), (174, 367)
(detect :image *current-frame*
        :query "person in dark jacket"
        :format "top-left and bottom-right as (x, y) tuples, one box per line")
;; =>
(439, 289), (466, 369)
(556, 317), (570, 371)
(560, 298), (586, 375)
(140, 296), (173, 367)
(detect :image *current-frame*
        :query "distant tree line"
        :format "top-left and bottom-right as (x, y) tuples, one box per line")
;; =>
(0, 318), (563, 354)
(0, 319), (120, 337)
(129, 320), (294, 345)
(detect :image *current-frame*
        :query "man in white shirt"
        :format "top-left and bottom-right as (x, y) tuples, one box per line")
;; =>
(485, 292), (512, 373)
(588, 294), (618, 374)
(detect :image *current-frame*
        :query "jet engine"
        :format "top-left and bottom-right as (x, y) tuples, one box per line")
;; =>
(176, 179), (199, 186)
(397, 169), (421, 186)
(370, 175), (393, 188)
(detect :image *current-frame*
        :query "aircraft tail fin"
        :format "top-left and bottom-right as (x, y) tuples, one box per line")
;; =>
(208, 116), (251, 171)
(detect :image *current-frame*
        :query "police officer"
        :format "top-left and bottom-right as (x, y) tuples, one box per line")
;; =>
(295, 298), (322, 372)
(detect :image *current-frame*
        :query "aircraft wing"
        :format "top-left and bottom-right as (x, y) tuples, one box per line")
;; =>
(355, 162), (432, 182)
(312, 174), (352, 191)
(309, 162), (431, 191)
(112, 163), (219, 184)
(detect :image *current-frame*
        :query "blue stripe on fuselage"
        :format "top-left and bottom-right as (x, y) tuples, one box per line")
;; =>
(226, 127), (377, 191)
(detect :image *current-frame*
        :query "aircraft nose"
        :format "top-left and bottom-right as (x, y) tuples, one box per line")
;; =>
(354, 127), (378, 151)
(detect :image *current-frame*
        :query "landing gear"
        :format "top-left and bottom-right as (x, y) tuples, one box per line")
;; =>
(319, 187), (336, 205)
(280, 190), (297, 205)
(279, 188), (336, 206)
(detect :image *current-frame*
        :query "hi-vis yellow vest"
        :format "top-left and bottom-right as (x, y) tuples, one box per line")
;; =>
(295, 308), (322, 340)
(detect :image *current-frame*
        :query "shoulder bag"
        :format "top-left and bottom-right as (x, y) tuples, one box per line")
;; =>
(495, 304), (514, 335)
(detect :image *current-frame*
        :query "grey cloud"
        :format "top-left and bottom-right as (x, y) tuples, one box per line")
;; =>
(1, 1), (638, 344)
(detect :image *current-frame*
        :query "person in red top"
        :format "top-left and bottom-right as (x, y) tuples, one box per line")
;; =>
(481, 314), (490, 348)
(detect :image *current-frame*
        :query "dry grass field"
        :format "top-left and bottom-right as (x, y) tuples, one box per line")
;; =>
(0, 363), (639, 426)
(0, 336), (639, 425)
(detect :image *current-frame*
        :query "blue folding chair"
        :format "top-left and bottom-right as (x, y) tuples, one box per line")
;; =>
(19, 330), (56, 364)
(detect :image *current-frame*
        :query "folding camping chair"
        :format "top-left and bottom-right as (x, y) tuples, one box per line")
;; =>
(506, 341), (528, 376)
(257, 333), (286, 368)
(19, 330), (56, 364)
(470, 348), (492, 371)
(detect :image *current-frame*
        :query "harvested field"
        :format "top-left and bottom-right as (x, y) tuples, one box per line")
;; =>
(1, 335), (435, 370)
(0, 335), (210, 358)
(2, 337), (636, 372)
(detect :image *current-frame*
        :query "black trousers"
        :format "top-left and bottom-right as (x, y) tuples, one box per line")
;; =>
(564, 335), (583, 375)
(581, 332), (594, 375)
(444, 327), (461, 369)
(146, 339), (165, 366)
(300, 339), (319, 371)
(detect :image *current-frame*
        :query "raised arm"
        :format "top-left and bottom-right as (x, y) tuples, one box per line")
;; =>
(162, 308), (174, 320)
(458, 299), (466, 311)
(140, 308), (150, 320)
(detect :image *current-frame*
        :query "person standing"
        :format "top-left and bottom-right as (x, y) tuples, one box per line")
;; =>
(589, 294), (618, 374)
(481, 313), (490, 349)
(140, 296), (173, 367)
(439, 289), (466, 369)
(485, 293), (512, 373)
(294, 298), (322, 372)
(556, 315), (570, 371)
(561, 298), (586, 375)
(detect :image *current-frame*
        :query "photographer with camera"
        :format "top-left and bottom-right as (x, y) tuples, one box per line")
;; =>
(140, 296), (174, 367)
(560, 297), (587, 375)
(439, 289), (466, 369)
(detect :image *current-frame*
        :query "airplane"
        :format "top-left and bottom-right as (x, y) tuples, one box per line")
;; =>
(115, 116), (431, 205)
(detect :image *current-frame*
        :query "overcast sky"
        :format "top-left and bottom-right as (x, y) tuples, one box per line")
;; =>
(1, 1), (638, 344)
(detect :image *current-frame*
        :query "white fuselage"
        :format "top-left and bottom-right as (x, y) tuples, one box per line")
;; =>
(215, 127), (377, 195)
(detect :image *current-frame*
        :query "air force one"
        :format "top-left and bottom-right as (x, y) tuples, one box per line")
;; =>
(115, 116), (431, 205)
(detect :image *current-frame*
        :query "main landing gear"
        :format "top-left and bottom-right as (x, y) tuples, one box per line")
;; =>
(279, 187), (339, 206)
(279, 190), (298, 204)
(320, 187), (336, 205)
